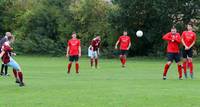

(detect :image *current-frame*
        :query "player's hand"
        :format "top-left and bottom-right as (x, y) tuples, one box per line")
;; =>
(185, 47), (190, 50)
(79, 53), (81, 57)
(12, 53), (16, 56)
(115, 45), (118, 50)
(171, 39), (175, 42)
(66, 54), (69, 58)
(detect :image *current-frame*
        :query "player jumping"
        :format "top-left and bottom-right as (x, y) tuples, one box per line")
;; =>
(89, 35), (101, 68)
(181, 23), (197, 79)
(66, 32), (81, 74)
(162, 26), (182, 80)
(0, 35), (25, 87)
(115, 31), (131, 68)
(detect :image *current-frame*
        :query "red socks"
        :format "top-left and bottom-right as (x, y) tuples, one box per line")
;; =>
(18, 71), (23, 82)
(188, 62), (193, 74)
(120, 56), (126, 65)
(163, 64), (170, 76)
(68, 63), (72, 73)
(68, 62), (79, 74)
(122, 58), (126, 65)
(13, 69), (17, 78)
(183, 61), (193, 75)
(183, 62), (187, 74)
(76, 63), (79, 73)
(178, 65), (182, 78)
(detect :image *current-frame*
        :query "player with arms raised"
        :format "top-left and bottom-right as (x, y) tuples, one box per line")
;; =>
(115, 31), (131, 68)
(89, 35), (101, 69)
(66, 32), (81, 74)
(182, 23), (197, 79)
(162, 26), (182, 80)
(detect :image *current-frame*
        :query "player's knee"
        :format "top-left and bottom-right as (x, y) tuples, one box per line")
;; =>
(167, 61), (172, 65)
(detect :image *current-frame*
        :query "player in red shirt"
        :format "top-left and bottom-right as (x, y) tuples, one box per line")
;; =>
(162, 26), (182, 80)
(181, 23), (197, 79)
(115, 31), (131, 67)
(89, 36), (101, 68)
(0, 36), (25, 87)
(66, 32), (81, 74)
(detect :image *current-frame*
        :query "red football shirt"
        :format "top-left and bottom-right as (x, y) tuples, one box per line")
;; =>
(181, 31), (196, 47)
(162, 32), (181, 53)
(118, 35), (131, 50)
(2, 45), (12, 64)
(68, 38), (81, 56)
(91, 39), (100, 51)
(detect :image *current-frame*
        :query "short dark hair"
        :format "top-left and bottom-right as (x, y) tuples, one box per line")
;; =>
(171, 25), (176, 29)
(8, 35), (13, 41)
(72, 31), (76, 34)
(187, 22), (193, 27)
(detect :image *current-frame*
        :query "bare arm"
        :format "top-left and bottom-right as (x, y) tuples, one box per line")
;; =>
(79, 46), (81, 57)
(181, 38), (189, 50)
(0, 51), (5, 58)
(115, 40), (119, 49)
(188, 41), (196, 49)
(66, 46), (69, 57)
(128, 42), (131, 50)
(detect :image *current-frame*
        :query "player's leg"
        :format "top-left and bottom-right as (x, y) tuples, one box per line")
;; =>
(90, 51), (94, 68)
(187, 49), (193, 79)
(7, 57), (24, 86)
(75, 56), (79, 74)
(4, 64), (8, 76)
(67, 56), (73, 74)
(0, 63), (5, 76)
(94, 51), (98, 68)
(122, 51), (127, 67)
(120, 50), (126, 67)
(13, 69), (20, 83)
(163, 53), (173, 80)
(182, 49), (188, 78)
(175, 53), (182, 79)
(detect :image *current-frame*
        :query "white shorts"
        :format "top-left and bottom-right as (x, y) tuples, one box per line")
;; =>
(90, 51), (98, 59)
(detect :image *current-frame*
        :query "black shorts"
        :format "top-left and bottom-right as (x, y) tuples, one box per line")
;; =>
(120, 50), (128, 56)
(167, 53), (180, 63)
(182, 48), (193, 58)
(69, 55), (79, 62)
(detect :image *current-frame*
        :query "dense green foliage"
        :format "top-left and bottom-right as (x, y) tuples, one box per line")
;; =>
(0, 0), (199, 56)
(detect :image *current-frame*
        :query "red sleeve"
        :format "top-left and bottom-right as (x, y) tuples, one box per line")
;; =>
(162, 33), (172, 41)
(181, 31), (185, 38)
(174, 33), (181, 44)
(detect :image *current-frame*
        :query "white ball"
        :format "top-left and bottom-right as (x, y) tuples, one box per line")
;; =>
(136, 30), (143, 37)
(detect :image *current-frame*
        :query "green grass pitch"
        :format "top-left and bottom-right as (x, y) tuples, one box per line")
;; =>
(0, 56), (200, 107)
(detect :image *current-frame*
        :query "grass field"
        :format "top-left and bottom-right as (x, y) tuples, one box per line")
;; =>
(1, 56), (200, 107)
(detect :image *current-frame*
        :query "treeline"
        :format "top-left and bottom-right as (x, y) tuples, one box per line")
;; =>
(0, 0), (199, 57)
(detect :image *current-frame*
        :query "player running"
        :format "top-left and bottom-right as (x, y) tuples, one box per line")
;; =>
(115, 31), (131, 68)
(162, 26), (182, 80)
(0, 35), (25, 87)
(0, 32), (12, 76)
(66, 32), (81, 74)
(89, 35), (101, 68)
(181, 23), (197, 79)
